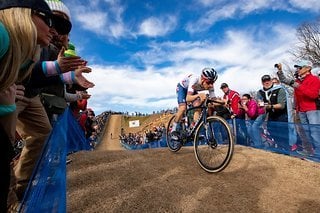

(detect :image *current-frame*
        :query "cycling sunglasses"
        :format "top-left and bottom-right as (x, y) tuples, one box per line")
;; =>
(205, 80), (214, 85)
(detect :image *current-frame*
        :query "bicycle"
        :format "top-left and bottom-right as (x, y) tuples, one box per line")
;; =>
(166, 96), (235, 173)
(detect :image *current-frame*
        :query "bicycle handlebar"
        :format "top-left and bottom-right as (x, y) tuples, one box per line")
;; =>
(204, 94), (225, 106)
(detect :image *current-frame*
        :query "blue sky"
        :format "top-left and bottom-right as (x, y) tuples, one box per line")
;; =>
(64, 0), (319, 115)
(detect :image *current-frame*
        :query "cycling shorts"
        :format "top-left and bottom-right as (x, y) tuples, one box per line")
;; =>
(176, 83), (187, 104)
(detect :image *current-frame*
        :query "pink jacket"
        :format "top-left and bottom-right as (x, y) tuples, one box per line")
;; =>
(239, 99), (265, 120)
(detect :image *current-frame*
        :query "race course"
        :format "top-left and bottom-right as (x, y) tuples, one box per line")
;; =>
(67, 115), (320, 212)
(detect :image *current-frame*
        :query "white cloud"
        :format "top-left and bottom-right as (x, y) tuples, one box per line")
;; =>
(186, 4), (238, 33)
(67, 0), (128, 40)
(186, 0), (319, 34)
(289, 0), (320, 11)
(85, 65), (180, 114)
(138, 16), (177, 37)
(76, 12), (108, 33)
(86, 23), (299, 114)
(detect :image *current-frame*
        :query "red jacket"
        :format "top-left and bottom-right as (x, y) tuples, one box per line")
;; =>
(223, 89), (241, 116)
(78, 112), (88, 131)
(294, 74), (320, 112)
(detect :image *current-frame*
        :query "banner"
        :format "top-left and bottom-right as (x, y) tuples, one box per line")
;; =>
(129, 120), (140, 128)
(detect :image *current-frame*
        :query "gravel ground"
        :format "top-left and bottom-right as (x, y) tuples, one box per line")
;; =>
(67, 145), (320, 213)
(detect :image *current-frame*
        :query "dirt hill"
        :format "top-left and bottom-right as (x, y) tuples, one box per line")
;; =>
(121, 113), (172, 134)
(96, 113), (172, 151)
(67, 146), (320, 212)
(67, 113), (320, 212)
(95, 114), (123, 151)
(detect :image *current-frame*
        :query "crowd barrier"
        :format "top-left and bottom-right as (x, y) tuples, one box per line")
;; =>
(19, 107), (90, 212)
(121, 119), (320, 162)
(120, 137), (167, 150)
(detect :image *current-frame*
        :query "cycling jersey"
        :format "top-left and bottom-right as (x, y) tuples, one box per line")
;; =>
(179, 74), (216, 97)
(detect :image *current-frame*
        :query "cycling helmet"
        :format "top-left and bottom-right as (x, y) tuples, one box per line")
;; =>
(201, 67), (218, 82)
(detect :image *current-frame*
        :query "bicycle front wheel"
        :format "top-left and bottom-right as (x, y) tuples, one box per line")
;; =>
(166, 115), (183, 152)
(194, 116), (234, 173)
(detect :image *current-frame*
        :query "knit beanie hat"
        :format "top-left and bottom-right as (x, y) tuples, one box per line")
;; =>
(45, 0), (71, 20)
(64, 43), (77, 57)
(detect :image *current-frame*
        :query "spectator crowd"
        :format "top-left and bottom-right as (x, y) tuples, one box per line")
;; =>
(120, 124), (166, 145)
(0, 0), (98, 211)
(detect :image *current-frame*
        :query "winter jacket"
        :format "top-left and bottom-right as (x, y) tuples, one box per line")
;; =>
(294, 73), (320, 112)
(238, 99), (265, 120)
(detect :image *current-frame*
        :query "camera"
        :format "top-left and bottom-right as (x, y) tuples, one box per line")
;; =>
(274, 64), (279, 68)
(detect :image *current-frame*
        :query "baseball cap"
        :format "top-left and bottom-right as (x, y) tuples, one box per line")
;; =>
(0, 0), (47, 12)
(261, 74), (271, 82)
(0, 0), (71, 35)
(220, 83), (229, 89)
(294, 60), (313, 69)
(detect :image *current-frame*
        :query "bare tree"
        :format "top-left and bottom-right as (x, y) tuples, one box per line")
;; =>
(291, 18), (320, 66)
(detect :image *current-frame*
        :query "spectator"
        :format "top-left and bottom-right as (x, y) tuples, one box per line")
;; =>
(85, 108), (96, 139)
(41, 41), (91, 125)
(257, 74), (290, 150)
(8, 1), (89, 206)
(220, 83), (242, 118)
(271, 77), (280, 85)
(276, 61), (320, 156)
(238, 94), (265, 145)
(0, 3), (39, 209)
(0, 0), (61, 210)
(220, 83), (247, 145)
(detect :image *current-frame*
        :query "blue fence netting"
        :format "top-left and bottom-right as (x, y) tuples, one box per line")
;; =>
(121, 119), (320, 162)
(120, 136), (168, 150)
(19, 107), (90, 212)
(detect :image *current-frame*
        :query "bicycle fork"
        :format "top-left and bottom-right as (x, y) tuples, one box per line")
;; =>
(201, 121), (218, 148)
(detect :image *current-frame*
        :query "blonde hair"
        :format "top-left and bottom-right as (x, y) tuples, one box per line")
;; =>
(0, 8), (37, 91)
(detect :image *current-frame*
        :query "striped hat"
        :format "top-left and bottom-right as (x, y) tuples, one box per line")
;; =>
(45, 0), (71, 20)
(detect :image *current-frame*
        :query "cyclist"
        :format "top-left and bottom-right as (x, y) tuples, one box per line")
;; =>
(170, 68), (219, 139)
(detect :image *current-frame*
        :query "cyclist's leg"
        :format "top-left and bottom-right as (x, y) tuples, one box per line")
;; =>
(192, 97), (202, 123)
(171, 84), (187, 132)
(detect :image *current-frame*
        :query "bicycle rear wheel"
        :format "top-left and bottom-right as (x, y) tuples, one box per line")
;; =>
(194, 116), (234, 173)
(166, 115), (183, 152)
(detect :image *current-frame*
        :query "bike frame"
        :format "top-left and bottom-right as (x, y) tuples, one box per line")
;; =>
(183, 98), (211, 140)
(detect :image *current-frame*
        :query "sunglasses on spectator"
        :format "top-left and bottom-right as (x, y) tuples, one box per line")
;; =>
(33, 11), (53, 28)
